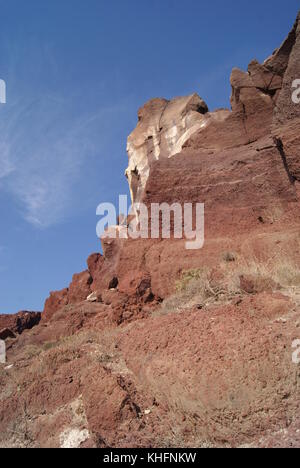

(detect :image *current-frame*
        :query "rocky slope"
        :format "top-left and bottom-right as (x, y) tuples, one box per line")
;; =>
(1, 13), (300, 448)
(0, 312), (41, 340)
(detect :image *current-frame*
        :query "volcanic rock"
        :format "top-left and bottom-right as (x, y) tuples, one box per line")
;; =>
(0, 311), (41, 335)
(2, 12), (300, 449)
(126, 94), (210, 204)
(0, 328), (16, 340)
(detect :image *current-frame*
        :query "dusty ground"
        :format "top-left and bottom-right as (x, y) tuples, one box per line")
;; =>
(1, 280), (299, 448)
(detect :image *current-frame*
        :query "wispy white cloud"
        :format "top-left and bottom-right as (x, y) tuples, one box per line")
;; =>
(0, 93), (127, 228)
(0, 34), (132, 229)
(0, 97), (88, 226)
(0, 142), (15, 179)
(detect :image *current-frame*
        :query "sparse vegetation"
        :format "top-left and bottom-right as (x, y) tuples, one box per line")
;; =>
(175, 268), (210, 292)
(156, 267), (239, 317)
(155, 254), (300, 317)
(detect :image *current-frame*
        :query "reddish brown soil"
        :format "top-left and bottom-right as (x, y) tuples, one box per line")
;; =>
(1, 12), (300, 449)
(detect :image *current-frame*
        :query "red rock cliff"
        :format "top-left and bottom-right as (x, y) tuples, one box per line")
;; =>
(2, 13), (300, 449)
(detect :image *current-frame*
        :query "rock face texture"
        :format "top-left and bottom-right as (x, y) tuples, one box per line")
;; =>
(104, 12), (300, 301)
(272, 13), (300, 183)
(126, 93), (228, 204)
(0, 312), (41, 337)
(1, 13), (300, 448)
(43, 270), (93, 321)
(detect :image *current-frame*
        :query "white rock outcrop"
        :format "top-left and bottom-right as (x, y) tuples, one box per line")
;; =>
(126, 93), (229, 203)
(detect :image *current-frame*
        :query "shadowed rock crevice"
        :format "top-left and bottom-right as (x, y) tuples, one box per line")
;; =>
(274, 137), (296, 184)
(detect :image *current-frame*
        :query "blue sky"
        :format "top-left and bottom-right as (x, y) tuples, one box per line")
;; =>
(0, 0), (299, 313)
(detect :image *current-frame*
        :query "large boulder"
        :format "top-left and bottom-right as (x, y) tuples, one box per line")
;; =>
(0, 311), (41, 335)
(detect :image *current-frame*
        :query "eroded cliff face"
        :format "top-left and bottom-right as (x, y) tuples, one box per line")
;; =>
(109, 11), (300, 301)
(36, 12), (300, 319)
(126, 94), (207, 203)
(1, 13), (300, 449)
(41, 10), (300, 325)
(125, 12), (300, 206)
(126, 94), (230, 204)
(272, 12), (300, 181)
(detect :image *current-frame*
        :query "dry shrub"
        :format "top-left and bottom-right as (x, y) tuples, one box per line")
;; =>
(155, 253), (300, 317)
(156, 267), (239, 317)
